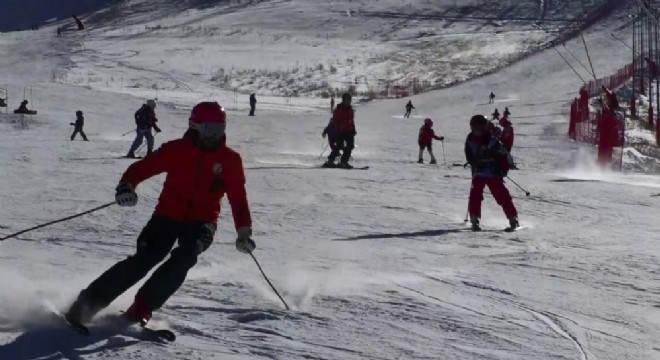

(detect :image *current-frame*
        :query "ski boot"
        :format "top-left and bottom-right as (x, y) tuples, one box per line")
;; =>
(507, 216), (520, 231)
(470, 216), (481, 232)
(418, 158), (424, 164)
(65, 291), (99, 325)
(337, 161), (353, 169)
(322, 160), (336, 168)
(126, 151), (137, 159)
(429, 159), (437, 165)
(124, 297), (152, 326)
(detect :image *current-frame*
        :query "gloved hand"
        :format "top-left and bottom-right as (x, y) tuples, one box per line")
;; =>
(70, 123), (75, 126)
(115, 182), (138, 207)
(154, 125), (162, 133)
(235, 227), (256, 254)
(439, 136), (445, 141)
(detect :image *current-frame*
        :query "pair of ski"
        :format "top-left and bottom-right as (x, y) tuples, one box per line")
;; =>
(54, 310), (175, 342)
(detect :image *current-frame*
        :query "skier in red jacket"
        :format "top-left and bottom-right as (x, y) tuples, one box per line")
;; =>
(499, 117), (514, 153)
(418, 118), (444, 164)
(65, 102), (255, 326)
(324, 93), (356, 168)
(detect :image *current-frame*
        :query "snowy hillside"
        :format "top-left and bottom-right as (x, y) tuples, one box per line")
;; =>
(3, 1), (660, 360)
(50, 0), (626, 106)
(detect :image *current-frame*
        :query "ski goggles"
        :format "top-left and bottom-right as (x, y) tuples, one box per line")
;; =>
(190, 122), (226, 139)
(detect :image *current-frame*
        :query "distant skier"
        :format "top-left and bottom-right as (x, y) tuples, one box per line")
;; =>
(322, 118), (339, 154)
(249, 93), (257, 116)
(70, 110), (89, 141)
(489, 92), (496, 104)
(417, 118), (444, 164)
(323, 92), (356, 169)
(465, 115), (518, 232)
(330, 96), (335, 114)
(65, 102), (255, 327)
(491, 108), (500, 121)
(127, 99), (161, 158)
(503, 107), (511, 118)
(14, 100), (34, 114)
(404, 100), (415, 118)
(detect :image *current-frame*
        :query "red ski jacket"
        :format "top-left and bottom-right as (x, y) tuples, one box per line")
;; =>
(332, 104), (355, 135)
(500, 125), (514, 152)
(418, 126), (443, 145)
(121, 137), (252, 229)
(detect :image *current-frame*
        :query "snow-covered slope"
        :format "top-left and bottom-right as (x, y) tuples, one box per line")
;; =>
(2, 1), (660, 360)
(51, 0), (625, 106)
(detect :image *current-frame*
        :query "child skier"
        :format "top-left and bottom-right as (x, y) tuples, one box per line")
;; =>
(65, 102), (255, 327)
(70, 110), (89, 141)
(465, 115), (518, 231)
(418, 118), (444, 164)
(499, 117), (514, 153)
(322, 118), (339, 153)
(491, 108), (500, 121)
(404, 100), (415, 118)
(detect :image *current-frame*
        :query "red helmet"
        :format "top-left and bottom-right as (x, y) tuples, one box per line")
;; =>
(424, 118), (433, 127)
(190, 102), (226, 125)
(189, 102), (226, 146)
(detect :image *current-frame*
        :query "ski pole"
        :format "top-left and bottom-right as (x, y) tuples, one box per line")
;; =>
(441, 141), (447, 165)
(506, 176), (531, 197)
(1, 202), (115, 242)
(318, 140), (328, 159)
(463, 207), (469, 223)
(122, 129), (136, 136)
(249, 252), (290, 310)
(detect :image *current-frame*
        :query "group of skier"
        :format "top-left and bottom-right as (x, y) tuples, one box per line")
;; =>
(321, 95), (518, 233)
(54, 88), (519, 332)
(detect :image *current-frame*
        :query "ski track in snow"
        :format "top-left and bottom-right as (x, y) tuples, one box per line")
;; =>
(0, 1), (658, 360)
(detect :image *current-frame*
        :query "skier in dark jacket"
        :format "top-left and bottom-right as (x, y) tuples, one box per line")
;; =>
(127, 100), (161, 158)
(323, 93), (356, 168)
(491, 108), (500, 121)
(465, 115), (518, 231)
(14, 100), (32, 114)
(322, 118), (339, 153)
(249, 93), (257, 116)
(503, 107), (511, 118)
(70, 110), (89, 141)
(65, 102), (255, 327)
(489, 92), (495, 104)
(404, 100), (415, 118)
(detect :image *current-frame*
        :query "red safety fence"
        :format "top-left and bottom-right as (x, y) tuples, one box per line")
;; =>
(579, 64), (634, 97)
(568, 63), (631, 170)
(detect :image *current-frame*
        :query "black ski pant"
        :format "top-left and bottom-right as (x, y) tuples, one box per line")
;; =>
(328, 133), (355, 163)
(249, 105), (256, 116)
(76, 216), (216, 315)
(71, 127), (88, 141)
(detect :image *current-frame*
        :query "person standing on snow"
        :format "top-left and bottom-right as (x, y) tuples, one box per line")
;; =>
(404, 100), (415, 118)
(417, 118), (444, 164)
(465, 115), (518, 232)
(491, 108), (500, 121)
(330, 96), (335, 114)
(489, 92), (496, 104)
(503, 107), (511, 118)
(65, 102), (255, 327)
(127, 99), (161, 158)
(70, 110), (89, 141)
(324, 92), (356, 169)
(499, 117), (514, 153)
(249, 93), (257, 116)
(322, 117), (339, 154)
